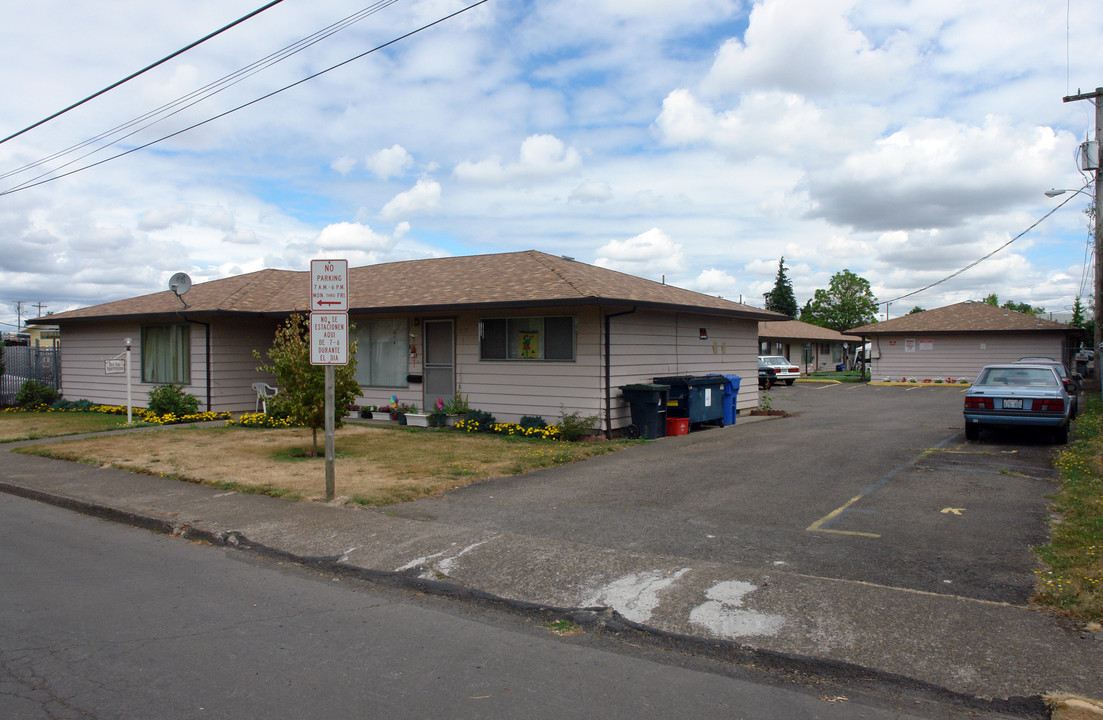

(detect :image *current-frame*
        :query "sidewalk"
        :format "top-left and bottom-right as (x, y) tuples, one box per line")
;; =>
(2, 433), (1101, 718)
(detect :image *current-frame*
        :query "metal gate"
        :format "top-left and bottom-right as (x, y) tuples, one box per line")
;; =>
(0, 343), (61, 405)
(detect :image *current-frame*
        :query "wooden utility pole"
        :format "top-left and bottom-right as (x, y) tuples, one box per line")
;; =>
(1063, 88), (1103, 396)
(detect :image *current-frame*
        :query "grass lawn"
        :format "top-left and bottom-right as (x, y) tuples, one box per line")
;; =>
(0, 410), (137, 442)
(1034, 395), (1103, 623)
(16, 424), (641, 505)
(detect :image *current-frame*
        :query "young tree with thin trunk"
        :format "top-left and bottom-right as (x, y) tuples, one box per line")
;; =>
(254, 313), (361, 457)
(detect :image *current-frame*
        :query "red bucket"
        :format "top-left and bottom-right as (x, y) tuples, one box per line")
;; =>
(666, 417), (689, 436)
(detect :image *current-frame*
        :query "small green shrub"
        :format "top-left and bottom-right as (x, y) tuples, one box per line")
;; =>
(464, 409), (496, 432)
(51, 398), (95, 411)
(519, 415), (547, 430)
(16, 380), (59, 408)
(558, 408), (600, 441)
(445, 392), (471, 414)
(146, 384), (200, 416)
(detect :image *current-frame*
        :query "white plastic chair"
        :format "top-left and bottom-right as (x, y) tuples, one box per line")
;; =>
(252, 382), (278, 413)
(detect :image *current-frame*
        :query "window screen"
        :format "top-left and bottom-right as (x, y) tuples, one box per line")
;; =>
(480, 316), (575, 361)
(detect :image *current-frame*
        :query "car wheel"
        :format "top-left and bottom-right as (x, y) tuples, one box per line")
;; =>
(964, 423), (979, 441)
(1054, 424), (1069, 445)
(785, 379), (795, 386)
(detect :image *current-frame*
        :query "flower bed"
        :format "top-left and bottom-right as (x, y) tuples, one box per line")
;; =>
(2, 404), (231, 425)
(226, 412), (300, 428)
(454, 418), (564, 440)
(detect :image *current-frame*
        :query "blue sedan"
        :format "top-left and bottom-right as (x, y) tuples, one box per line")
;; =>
(964, 364), (1072, 444)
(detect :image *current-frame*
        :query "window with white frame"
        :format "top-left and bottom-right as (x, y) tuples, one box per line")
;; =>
(479, 316), (575, 360)
(141, 324), (190, 384)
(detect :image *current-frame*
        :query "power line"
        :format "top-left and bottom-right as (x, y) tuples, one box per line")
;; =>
(0, 0), (287, 146)
(1, 0), (403, 190)
(0, 0), (489, 197)
(1, 0), (487, 196)
(880, 185), (1091, 306)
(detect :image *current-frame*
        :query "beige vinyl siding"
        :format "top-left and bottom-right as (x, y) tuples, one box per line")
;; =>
(607, 310), (758, 430)
(453, 307), (603, 424)
(57, 321), (209, 409)
(867, 333), (1070, 381)
(209, 319), (280, 412)
(348, 308), (603, 422)
(56, 306), (762, 423)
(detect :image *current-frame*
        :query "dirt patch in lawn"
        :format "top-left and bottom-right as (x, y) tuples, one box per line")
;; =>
(19, 424), (633, 504)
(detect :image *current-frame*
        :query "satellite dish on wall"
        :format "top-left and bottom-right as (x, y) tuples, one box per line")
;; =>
(168, 272), (192, 308)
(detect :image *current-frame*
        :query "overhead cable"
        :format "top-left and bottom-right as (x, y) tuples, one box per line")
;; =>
(1, 0), (402, 187)
(0, 0), (288, 146)
(880, 184), (1092, 305)
(0, 0), (489, 197)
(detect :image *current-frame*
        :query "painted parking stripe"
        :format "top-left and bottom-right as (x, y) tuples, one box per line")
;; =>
(806, 431), (960, 538)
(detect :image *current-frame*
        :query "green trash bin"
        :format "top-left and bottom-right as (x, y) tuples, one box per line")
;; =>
(618, 383), (669, 438)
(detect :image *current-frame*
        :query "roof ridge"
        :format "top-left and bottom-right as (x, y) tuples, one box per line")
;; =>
(221, 268), (298, 311)
(529, 251), (590, 298)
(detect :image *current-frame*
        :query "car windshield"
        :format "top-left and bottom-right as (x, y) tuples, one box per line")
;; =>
(762, 357), (788, 366)
(976, 367), (1059, 387)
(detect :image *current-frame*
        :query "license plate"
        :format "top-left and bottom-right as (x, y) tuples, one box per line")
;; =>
(1003, 398), (1023, 409)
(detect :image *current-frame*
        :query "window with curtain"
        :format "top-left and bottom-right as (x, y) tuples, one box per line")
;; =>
(352, 318), (408, 387)
(479, 316), (575, 360)
(141, 324), (190, 384)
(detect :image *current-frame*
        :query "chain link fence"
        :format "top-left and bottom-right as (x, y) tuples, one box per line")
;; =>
(0, 343), (61, 406)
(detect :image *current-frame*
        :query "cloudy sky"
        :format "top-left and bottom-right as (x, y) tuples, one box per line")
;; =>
(2, 0), (1101, 331)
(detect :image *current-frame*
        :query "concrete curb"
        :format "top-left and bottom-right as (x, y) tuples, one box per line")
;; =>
(1046, 694), (1103, 720)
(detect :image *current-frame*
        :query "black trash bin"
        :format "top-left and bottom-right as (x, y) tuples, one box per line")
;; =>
(618, 383), (669, 438)
(653, 375), (726, 427)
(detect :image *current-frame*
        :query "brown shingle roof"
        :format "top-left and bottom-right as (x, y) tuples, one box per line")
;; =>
(46, 251), (786, 323)
(758, 319), (850, 342)
(845, 301), (1079, 335)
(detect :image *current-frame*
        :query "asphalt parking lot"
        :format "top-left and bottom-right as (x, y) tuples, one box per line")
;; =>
(387, 382), (1061, 605)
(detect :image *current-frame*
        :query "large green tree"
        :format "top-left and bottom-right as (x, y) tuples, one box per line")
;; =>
(764, 257), (798, 318)
(799, 269), (878, 331)
(982, 292), (1045, 316)
(254, 313), (361, 457)
(1071, 296), (1086, 327)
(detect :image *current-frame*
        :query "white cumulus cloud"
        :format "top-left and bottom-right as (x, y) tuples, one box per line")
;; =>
(454, 134), (582, 184)
(595, 228), (685, 277)
(366, 145), (414, 179)
(381, 179), (441, 221)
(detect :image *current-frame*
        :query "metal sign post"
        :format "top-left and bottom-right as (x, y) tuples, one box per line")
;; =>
(125, 339), (132, 424)
(309, 260), (349, 501)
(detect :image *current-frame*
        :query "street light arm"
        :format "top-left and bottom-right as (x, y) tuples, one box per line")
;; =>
(1044, 185), (1093, 198)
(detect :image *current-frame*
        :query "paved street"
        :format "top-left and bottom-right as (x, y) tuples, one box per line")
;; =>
(1, 492), (955, 720)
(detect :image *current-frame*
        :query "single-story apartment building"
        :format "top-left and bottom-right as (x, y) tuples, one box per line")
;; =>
(758, 319), (853, 373)
(845, 300), (1084, 382)
(37, 250), (784, 435)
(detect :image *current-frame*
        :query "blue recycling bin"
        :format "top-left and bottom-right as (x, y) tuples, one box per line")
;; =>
(710, 374), (741, 426)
